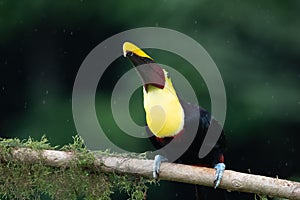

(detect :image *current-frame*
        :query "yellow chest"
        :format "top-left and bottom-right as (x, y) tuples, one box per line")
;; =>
(143, 79), (184, 138)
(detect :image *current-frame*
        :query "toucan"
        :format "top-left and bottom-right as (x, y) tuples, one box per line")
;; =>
(123, 42), (226, 199)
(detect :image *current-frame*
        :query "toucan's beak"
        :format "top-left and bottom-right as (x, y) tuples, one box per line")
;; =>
(123, 42), (165, 91)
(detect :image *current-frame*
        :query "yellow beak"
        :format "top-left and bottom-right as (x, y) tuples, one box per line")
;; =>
(123, 42), (152, 59)
(122, 42), (165, 91)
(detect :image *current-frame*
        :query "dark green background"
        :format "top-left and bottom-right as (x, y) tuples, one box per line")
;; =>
(1, 1), (299, 199)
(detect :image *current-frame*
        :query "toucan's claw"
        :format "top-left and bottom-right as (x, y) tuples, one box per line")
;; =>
(214, 163), (225, 188)
(153, 155), (168, 179)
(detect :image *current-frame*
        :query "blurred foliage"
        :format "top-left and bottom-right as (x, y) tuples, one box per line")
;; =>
(0, 0), (299, 199)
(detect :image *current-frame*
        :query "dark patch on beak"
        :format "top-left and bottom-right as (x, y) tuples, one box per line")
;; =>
(125, 51), (165, 91)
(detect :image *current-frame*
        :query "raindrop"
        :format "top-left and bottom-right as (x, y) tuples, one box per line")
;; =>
(24, 102), (27, 109)
(194, 20), (198, 24)
(45, 90), (49, 95)
(70, 31), (73, 36)
(42, 100), (46, 105)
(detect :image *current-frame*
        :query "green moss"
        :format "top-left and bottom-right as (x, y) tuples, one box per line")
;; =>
(254, 194), (268, 200)
(0, 136), (152, 200)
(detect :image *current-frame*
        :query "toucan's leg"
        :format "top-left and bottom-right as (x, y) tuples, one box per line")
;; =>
(153, 155), (168, 179)
(214, 163), (225, 188)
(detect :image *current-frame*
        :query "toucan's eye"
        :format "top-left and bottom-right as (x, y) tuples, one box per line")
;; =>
(126, 51), (134, 57)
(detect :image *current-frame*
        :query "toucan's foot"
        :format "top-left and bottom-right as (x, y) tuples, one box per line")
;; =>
(153, 155), (168, 179)
(214, 163), (225, 188)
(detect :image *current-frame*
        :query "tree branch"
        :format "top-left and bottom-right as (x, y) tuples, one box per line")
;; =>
(5, 148), (300, 199)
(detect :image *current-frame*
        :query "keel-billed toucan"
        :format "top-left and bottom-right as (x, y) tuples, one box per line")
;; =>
(122, 42), (226, 197)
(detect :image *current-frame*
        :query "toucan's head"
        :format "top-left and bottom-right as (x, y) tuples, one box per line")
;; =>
(123, 42), (165, 92)
(122, 42), (185, 138)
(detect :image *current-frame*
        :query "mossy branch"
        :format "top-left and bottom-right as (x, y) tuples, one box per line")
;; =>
(2, 146), (300, 199)
(0, 136), (150, 199)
